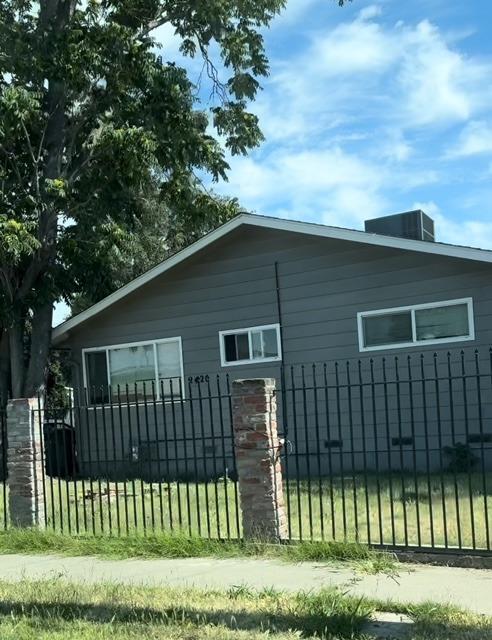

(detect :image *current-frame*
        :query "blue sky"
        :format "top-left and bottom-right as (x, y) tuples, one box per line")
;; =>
(53, 0), (492, 325)
(211, 0), (492, 249)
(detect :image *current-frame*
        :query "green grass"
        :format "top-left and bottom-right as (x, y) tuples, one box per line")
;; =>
(2, 472), (490, 549)
(0, 579), (489, 639)
(0, 528), (397, 573)
(372, 600), (492, 639)
(286, 473), (492, 550)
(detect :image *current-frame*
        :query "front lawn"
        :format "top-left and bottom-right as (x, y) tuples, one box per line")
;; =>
(2, 472), (491, 550)
(0, 580), (490, 639)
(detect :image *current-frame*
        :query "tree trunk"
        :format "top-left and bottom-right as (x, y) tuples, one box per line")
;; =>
(16, 2), (76, 398)
(2, 1), (78, 401)
(0, 330), (9, 407)
(8, 319), (25, 398)
(24, 302), (53, 397)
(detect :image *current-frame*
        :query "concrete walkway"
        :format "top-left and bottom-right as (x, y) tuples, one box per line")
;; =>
(0, 554), (491, 615)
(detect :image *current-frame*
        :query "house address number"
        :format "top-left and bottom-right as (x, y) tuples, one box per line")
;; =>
(188, 375), (210, 384)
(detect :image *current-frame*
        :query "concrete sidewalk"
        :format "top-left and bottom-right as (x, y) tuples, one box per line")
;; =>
(0, 554), (491, 615)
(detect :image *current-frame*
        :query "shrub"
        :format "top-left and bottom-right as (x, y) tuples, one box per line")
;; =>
(442, 442), (478, 473)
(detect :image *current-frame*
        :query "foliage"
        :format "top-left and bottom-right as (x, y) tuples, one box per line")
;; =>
(0, 579), (377, 639)
(0, 0), (291, 396)
(443, 442), (478, 473)
(0, 578), (489, 640)
(68, 188), (243, 314)
(44, 354), (72, 420)
(0, 527), (393, 569)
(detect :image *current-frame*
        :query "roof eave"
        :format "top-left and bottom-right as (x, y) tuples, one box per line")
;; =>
(52, 213), (492, 344)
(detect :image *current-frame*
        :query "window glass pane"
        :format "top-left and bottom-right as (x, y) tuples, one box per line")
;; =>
(109, 344), (155, 400)
(85, 351), (109, 404)
(251, 328), (278, 359)
(224, 334), (238, 362)
(262, 328), (279, 358)
(251, 330), (263, 358)
(156, 341), (182, 398)
(224, 332), (249, 362)
(363, 311), (413, 347)
(236, 333), (249, 360)
(415, 303), (469, 341)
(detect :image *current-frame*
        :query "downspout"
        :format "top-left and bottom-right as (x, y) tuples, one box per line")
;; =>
(274, 262), (288, 436)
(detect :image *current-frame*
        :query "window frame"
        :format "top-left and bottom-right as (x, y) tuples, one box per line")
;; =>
(82, 336), (184, 403)
(357, 297), (475, 353)
(219, 323), (282, 367)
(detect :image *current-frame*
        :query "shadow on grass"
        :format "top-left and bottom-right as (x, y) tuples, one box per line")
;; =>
(0, 596), (370, 638)
(409, 621), (492, 640)
(1, 597), (491, 639)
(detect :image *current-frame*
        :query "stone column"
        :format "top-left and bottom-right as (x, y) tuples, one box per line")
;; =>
(231, 378), (287, 542)
(7, 398), (45, 527)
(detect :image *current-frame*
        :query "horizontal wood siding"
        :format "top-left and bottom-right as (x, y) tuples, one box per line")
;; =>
(61, 226), (492, 476)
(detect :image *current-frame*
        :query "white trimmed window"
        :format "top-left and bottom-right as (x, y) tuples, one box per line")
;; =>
(83, 337), (184, 403)
(219, 324), (282, 366)
(357, 298), (475, 352)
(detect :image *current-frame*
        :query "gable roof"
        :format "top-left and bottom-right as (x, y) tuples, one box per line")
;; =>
(52, 212), (492, 344)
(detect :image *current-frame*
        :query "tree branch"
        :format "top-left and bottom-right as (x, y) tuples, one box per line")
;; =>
(19, 118), (41, 199)
(0, 268), (14, 303)
(16, 250), (50, 302)
(0, 144), (27, 191)
(138, 11), (169, 38)
(66, 145), (97, 186)
(24, 301), (53, 396)
(195, 36), (228, 103)
(0, 329), (10, 406)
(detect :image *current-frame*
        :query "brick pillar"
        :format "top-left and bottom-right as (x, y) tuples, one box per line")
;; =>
(231, 378), (287, 542)
(7, 398), (45, 527)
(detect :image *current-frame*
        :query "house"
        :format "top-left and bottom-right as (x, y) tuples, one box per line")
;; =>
(52, 210), (492, 479)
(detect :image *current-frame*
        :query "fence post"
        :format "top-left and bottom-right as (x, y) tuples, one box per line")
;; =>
(6, 398), (45, 528)
(231, 378), (287, 542)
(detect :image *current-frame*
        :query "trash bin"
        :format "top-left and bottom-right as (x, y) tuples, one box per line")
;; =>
(43, 421), (78, 479)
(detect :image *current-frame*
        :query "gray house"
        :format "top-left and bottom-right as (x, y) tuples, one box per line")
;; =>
(52, 210), (492, 478)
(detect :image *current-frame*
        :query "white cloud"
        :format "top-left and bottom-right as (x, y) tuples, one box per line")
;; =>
(224, 146), (382, 202)
(438, 217), (492, 249)
(219, 145), (388, 229)
(306, 15), (394, 78)
(377, 130), (413, 162)
(412, 200), (442, 219)
(447, 121), (492, 157)
(273, 0), (319, 26)
(413, 200), (492, 249)
(357, 5), (383, 22)
(261, 10), (492, 144)
(207, 4), (492, 252)
(320, 185), (387, 228)
(397, 20), (490, 127)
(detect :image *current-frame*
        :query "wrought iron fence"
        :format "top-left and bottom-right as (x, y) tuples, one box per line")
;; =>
(2, 347), (492, 554)
(0, 406), (7, 529)
(277, 348), (492, 552)
(35, 376), (241, 538)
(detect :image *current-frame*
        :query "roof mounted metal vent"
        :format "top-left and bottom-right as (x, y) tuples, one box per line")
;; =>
(364, 210), (435, 242)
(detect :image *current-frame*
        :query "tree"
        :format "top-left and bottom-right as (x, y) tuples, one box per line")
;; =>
(0, 0), (287, 399)
(0, 0), (350, 402)
(68, 188), (243, 315)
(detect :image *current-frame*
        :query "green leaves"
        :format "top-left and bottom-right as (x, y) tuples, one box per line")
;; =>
(0, 0), (296, 393)
(0, 1), (289, 286)
(213, 102), (264, 155)
(0, 86), (41, 131)
(0, 216), (39, 265)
